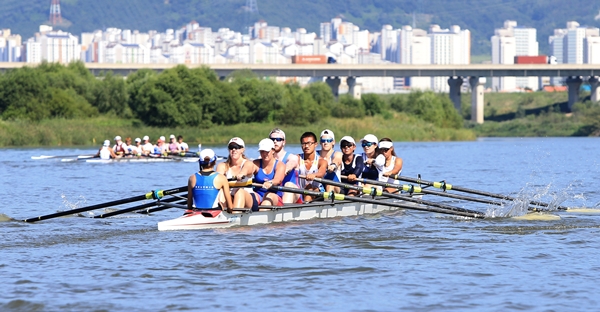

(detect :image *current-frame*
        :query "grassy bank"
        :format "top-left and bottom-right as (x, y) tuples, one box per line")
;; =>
(0, 113), (475, 148)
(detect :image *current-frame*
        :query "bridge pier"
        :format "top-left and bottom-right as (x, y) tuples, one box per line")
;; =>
(326, 76), (341, 99)
(469, 77), (486, 124)
(346, 76), (362, 99)
(566, 76), (583, 110)
(448, 77), (463, 111)
(590, 76), (600, 103)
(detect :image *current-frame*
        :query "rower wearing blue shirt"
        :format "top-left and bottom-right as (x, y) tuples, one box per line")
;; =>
(187, 149), (233, 213)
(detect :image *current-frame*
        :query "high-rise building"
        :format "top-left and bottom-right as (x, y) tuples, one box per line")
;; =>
(429, 25), (470, 92)
(491, 21), (538, 91)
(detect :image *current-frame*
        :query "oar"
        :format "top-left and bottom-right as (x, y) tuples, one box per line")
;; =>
(23, 186), (188, 223)
(331, 176), (505, 206)
(307, 177), (487, 217)
(32, 154), (96, 160)
(93, 195), (186, 218)
(388, 174), (570, 211)
(256, 183), (485, 219)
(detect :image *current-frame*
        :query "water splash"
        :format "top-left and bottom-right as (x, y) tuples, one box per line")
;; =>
(60, 194), (93, 216)
(484, 182), (572, 218)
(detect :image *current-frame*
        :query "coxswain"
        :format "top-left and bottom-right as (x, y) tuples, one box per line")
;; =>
(339, 136), (364, 196)
(377, 138), (403, 193)
(96, 140), (118, 160)
(317, 129), (342, 193)
(268, 128), (301, 203)
(187, 149), (233, 213)
(235, 138), (286, 211)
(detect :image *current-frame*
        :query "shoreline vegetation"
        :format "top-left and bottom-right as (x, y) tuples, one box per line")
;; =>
(0, 62), (599, 148)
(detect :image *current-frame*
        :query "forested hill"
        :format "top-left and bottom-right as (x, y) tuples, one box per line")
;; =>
(2, 0), (599, 55)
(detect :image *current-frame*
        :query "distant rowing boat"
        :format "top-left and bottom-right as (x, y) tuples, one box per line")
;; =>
(157, 195), (424, 231)
(83, 156), (200, 163)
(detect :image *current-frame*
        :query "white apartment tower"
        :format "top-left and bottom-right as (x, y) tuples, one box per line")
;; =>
(491, 21), (538, 91)
(429, 25), (470, 92)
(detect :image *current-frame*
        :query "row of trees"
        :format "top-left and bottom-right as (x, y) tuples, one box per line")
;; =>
(0, 62), (463, 129)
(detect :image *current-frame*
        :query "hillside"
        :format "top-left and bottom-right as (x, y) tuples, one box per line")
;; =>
(1, 0), (600, 55)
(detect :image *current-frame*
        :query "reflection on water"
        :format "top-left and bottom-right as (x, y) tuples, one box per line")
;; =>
(2, 138), (600, 311)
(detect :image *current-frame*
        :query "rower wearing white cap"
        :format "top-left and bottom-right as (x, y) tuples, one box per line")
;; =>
(268, 128), (300, 202)
(130, 138), (143, 156)
(377, 138), (403, 192)
(167, 134), (181, 155)
(187, 149), (233, 213)
(360, 134), (381, 181)
(112, 136), (127, 157)
(216, 137), (252, 205)
(235, 138), (286, 211)
(141, 135), (153, 156)
(317, 129), (342, 193)
(96, 140), (118, 160)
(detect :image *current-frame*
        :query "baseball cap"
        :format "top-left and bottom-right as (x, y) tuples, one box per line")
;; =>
(228, 137), (245, 148)
(199, 149), (217, 163)
(169, 134), (176, 139)
(320, 129), (334, 140)
(159, 136), (166, 142)
(114, 136), (122, 141)
(339, 136), (355, 145)
(269, 128), (286, 140)
(379, 141), (393, 149)
(258, 138), (275, 151)
(143, 135), (149, 141)
(361, 134), (378, 144)
(135, 138), (141, 143)
(103, 140), (110, 146)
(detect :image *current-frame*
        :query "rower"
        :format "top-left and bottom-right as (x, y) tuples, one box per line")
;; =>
(112, 136), (127, 158)
(235, 138), (286, 211)
(377, 138), (403, 193)
(141, 135), (153, 156)
(360, 134), (383, 191)
(295, 132), (328, 203)
(216, 137), (252, 205)
(177, 135), (189, 153)
(96, 140), (118, 160)
(167, 134), (181, 155)
(187, 149), (233, 213)
(339, 136), (364, 196)
(269, 128), (300, 203)
(318, 129), (342, 193)
(130, 138), (143, 156)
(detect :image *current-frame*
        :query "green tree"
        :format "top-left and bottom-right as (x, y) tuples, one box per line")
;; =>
(361, 93), (384, 116)
(275, 83), (327, 125)
(305, 82), (335, 116)
(390, 91), (463, 129)
(332, 95), (365, 118)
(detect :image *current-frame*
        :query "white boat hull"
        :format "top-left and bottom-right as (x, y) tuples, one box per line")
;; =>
(85, 157), (198, 163)
(157, 198), (418, 231)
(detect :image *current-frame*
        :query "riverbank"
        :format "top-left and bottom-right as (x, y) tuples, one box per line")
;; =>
(0, 112), (476, 147)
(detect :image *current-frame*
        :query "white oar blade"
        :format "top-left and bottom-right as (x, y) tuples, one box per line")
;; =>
(31, 155), (54, 160)
(61, 158), (78, 162)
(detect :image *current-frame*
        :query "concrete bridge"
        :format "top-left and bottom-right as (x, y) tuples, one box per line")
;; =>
(1, 62), (599, 123)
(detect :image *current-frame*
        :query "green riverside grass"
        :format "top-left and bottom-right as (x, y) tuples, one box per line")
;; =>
(0, 113), (475, 148)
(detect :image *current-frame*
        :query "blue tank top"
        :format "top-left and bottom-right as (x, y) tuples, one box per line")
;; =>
(192, 171), (220, 209)
(281, 152), (298, 186)
(361, 152), (379, 180)
(253, 159), (281, 197)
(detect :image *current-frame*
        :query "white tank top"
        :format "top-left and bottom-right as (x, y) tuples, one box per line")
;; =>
(319, 150), (341, 180)
(378, 155), (400, 184)
(297, 153), (320, 189)
(225, 159), (247, 180)
(100, 147), (111, 160)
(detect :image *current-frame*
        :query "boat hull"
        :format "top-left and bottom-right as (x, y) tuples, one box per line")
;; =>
(157, 198), (417, 231)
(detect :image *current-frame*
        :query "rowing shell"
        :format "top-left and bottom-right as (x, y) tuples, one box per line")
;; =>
(85, 157), (199, 163)
(157, 196), (422, 231)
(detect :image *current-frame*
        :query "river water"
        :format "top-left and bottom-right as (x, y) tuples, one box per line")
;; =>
(1, 137), (599, 311)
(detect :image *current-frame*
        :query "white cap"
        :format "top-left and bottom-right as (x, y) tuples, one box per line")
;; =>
(169, 134), (175, 139)
(339, 136), (355, 145)
(320, 129), (334, 140)
(258, 138), (275, 151)
(103, 140), (110, 146)
(114, 136), (122, 141)
(159, 136), (166, 142)
(228, 137), (245, 148)
(143, 135), (149, 141)
(269, 128), (286, 140)
(378, 141), (393, 149)
(199, 149), (216, 163)
(361, 134), (378, 144)
(135, 138), (141, 142)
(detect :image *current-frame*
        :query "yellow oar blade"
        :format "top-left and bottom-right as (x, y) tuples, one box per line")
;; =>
(512, 212), (561, 221)
(565, 208), (600, 214)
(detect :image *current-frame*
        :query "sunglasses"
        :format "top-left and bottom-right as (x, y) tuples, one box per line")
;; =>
(301, 141), (316, 146)
(320, 138), (334, 143)
(228, 145), (243, 150)
(362, 142), (376, 148)
(379, 148), (390, 153)
(270, 137), (284, 142)
(341, 144), (353, 149)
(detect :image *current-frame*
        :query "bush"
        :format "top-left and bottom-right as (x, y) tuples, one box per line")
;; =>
(332, 95), (365, 118)
(390, 90), (463, 129)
